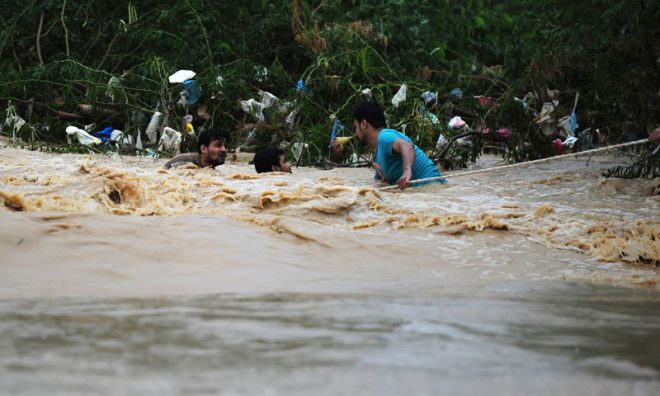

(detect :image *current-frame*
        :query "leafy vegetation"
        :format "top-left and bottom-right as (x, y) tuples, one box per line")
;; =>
(0, 1), (658, 176)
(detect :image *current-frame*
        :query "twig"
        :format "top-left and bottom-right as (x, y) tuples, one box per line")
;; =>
(61, 0), (70, 57)
(97, 31), (123, 69)
(36, 11), (44, 65)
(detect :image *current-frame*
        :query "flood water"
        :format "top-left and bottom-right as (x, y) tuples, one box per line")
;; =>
(1, 147), (659, 394)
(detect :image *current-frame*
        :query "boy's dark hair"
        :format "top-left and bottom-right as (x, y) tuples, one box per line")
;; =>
(254, 147), (284, 173)
(197, 127), (229, 153)
(353, 101), (386, 129)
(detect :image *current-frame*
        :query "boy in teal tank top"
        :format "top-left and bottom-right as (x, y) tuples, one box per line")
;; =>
(374, 128), (444, 185)
(340, 101), (445, 190)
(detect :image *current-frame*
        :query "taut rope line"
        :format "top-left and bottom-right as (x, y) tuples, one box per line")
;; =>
(378, 138), (651, 191)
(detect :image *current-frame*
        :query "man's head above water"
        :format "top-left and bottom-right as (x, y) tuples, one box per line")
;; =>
(198, 128), (229, 167)
(253, 147), (292, 173)
(352, 101), (386, 146)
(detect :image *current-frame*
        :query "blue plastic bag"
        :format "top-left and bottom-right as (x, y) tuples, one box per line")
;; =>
(94, 126), (114, 143)
(183, 80), (201, 105)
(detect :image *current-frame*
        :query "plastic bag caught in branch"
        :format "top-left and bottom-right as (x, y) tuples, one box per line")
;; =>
(158, 127), (182, 152)
(4, 102), (26, 142)
(66, 126), (101, 146)
(240, 99), (266, 122)
(292, 142), (308, 163)
(392, 84), (408, 108)
(286, 111), (297, 126)
(106, 77), (122, 102)
(448, 116), (468, 129)
(361, 88), (373, 100)
(182, 80), (201, 105)
(421, 91), (437, 105)
(145, 111), (162, 144)
(259, 91), (278, 108)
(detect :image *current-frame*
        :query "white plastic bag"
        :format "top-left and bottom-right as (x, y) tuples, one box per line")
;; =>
(145, 111), (162, 143)
(392, 84), (408, 108)
(361, 88), (373, 100)
(158, 127), (182, 151)
(436, 134), (448, 148)
(240, 99), (266, 122)
(135, 128), (143, 150)
(292, 142), (308, 163)
(286, 111), (297, 126)
(259, 91), (278, 108)
(65, 126), (101, 146)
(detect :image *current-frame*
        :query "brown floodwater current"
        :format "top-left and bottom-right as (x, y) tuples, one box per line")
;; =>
(0, 147), (659, 395)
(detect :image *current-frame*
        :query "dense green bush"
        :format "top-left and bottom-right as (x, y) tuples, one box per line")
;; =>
(1, 1), (658, 173)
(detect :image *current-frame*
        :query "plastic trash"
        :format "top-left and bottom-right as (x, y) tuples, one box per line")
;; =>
(457, 137), (472, 148)
(145, 111), (162, 143)
(277, 101), (293, 114)
(169, 70), (196, 84)
(145, 149), (159, 159)
(296, 79), (312, 94)
(240, 99), (266, 122)
(563, 136), (578, 148)
(66, 126), (101, 146)
(448, 116), (467, 129)
(259, 91), (278, 108)
(570, 111), (578, 133)
(478, 96), (497, 108)
(4, 102), (26, 142)
(436, 133), (448, 148)
(450, 88), (463, 99)
(255, 66), (268, 82)
(330, 118), (345, 142)
(496, 128), (513, 140)
(333, 136), (352, 146)
(135, 128), (143, 150)
(552, 138), (566, 154)
(285, 111), (297, 126)
(94, 126), (114, 143)
(421, 91), (437, 105)
(392, 84), (408, 108)
(292, 142), (309, 163)
(183, 80), (201, 105)
(158, 127), (182, 151)
(182, 115), (195, 136)
(106, 77), (121, 102)
(361, 88), (373, 100)
(110, 129), (125, 144)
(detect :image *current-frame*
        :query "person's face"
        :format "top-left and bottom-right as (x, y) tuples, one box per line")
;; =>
(353, 119), (369, 145)
(201, 138), (227, 166)
(276, 154), (292, 173)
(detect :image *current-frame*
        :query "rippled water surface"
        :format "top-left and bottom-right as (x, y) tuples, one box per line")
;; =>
(0, 147), (658, 394)
(1, 284), (660, 395)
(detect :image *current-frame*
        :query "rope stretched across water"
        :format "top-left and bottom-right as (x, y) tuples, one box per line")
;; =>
(378, 138), (651, 191)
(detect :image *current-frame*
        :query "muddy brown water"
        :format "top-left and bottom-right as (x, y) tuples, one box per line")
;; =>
(0, 147), (659, 395)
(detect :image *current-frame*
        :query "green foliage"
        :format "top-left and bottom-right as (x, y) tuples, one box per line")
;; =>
(0, 1), (657, 176)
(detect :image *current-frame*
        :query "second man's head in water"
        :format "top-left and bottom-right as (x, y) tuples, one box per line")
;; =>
(254, 148), (292, 173)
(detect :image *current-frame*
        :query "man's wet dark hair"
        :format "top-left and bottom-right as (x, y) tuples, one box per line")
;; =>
(254, 147), (284, 173)
(353, 101), (386, 129)
(197, 127), (229, 154)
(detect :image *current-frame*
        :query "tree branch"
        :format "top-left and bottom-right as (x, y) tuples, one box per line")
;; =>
(36, 11), (44, 65)
(96, 31), (122, 70)
(61, 0), (70, 57)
